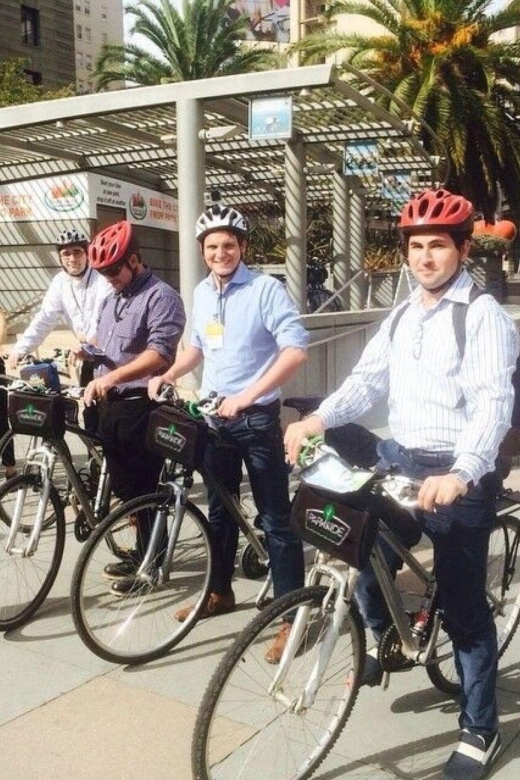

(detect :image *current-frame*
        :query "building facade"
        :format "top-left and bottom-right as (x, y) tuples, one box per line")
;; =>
(73, 0), (124, 93)
(0, 0), (75, 89)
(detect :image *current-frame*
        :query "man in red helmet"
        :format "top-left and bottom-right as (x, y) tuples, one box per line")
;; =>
(285, 189), (519, 780)
(84, 220), (185, 594)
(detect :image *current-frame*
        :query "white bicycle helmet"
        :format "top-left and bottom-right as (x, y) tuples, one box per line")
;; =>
(56, 227), (89, 249)
(195, 204), (247, 242)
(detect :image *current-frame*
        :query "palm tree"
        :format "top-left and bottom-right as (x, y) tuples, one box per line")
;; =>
(295, 0), (520, 220)
(95, 0), (278, 89)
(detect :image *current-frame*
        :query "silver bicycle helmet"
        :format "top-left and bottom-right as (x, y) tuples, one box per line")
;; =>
(195, 204), (247, 242)
(56, 227), (89, 249)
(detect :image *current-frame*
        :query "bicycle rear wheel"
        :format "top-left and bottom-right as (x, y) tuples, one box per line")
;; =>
(0, 473), (65, 631)
(487, 515), (520, 654)
(192, 585), (365, 780)
(426, 515), (520, 696)
(71, 493), (212, 665)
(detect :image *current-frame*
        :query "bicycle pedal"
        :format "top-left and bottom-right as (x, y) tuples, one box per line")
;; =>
(74, 511), (93, 542)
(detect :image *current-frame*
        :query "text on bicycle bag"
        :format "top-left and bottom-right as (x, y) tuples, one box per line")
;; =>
(290, 482), (377, 569)
(8, 391), (66, 438)
(145, 405), (206, 468)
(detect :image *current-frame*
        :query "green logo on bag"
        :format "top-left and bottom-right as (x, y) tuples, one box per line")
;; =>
(323, 503), (336, 522)
(155, 424), (186, 453)
(17, 403), (46, 428)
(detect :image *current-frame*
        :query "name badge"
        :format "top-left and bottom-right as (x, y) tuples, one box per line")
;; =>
(206, 320), (224, 350)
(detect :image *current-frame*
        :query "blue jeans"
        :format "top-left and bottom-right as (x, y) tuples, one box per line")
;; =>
(203, 402), (305, 600)
(355, 438), (499, 735)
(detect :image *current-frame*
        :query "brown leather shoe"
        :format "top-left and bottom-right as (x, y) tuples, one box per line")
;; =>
(175, 591), (235, 622)
(264, 622), (292, 665)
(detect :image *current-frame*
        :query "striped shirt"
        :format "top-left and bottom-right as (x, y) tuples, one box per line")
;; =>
(317, 269), (520, 484)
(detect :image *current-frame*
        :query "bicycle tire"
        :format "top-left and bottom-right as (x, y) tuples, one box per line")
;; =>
(71, 492), (212, 665)
(426, 515), (520, 696)
(192, 585), (365, 780)
(0, 473), (65, 631)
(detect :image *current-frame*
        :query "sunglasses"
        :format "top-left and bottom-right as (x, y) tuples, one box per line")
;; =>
(98, 259), (128, 278)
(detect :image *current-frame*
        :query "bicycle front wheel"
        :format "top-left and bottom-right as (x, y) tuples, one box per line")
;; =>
(71, 493), (212, 665)
(192, 585), (365, 780)
(0, 473), (65, 631)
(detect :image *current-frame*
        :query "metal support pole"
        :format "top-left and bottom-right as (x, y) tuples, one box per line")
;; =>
(176, 98), (206, 391)
(284, 136), (307, 312)
(345, 176), (366, 310)
(177, 98), (206, 324)
(332, 171), (350, 308)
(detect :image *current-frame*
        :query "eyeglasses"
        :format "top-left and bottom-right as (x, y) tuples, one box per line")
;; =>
(60, 248), (85, 259)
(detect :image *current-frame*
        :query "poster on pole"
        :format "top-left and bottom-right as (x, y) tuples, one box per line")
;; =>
(343, 141), (379, 177)
(227, 0), (290, 43)
(249, 95), (293, 140)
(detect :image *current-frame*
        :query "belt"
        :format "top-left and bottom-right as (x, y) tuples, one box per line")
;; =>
(105, 387), (149, 402)
(240, 399), (280, 416)
(398, 445), (454, 467)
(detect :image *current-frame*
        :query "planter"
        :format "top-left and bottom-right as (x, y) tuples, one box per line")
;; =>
(467, 253), (506, 303)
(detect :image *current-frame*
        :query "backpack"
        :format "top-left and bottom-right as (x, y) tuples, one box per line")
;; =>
(389, 285), (520, 428)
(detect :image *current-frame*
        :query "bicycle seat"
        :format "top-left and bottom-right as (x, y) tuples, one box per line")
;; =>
(283, 396), (324, 417)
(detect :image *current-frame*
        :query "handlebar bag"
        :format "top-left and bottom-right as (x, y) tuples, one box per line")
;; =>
(145, 404), (207, 469)
(8, 390), (66, 439)
(19, 361), (61, 392)
(290, 482), (377, 569)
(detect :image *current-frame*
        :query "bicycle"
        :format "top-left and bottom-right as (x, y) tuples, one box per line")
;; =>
(0, 377), (112, 632)
(192, 439), (520, 780)
(70, 387), (272, 666)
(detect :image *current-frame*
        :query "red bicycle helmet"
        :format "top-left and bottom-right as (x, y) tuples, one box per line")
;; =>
(399, 189), (474, 233)
(88, 220), (133, 270)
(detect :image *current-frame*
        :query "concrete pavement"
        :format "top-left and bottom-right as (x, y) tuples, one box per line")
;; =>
(1, 434), (520, 778)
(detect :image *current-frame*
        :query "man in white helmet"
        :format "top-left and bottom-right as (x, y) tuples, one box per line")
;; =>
(7, 227), (111, 385)
(149, 201), (309, 663)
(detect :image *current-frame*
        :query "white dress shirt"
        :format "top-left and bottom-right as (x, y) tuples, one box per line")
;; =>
(317, 269), (520, 484)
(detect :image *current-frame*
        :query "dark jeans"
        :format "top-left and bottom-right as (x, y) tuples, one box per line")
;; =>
(98, 395), (163, 559)
(203, 402), (304, 600)
(355, 438), (499, 734)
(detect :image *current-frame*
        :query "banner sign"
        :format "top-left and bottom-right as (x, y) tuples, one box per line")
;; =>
(0, 173), (179, 231)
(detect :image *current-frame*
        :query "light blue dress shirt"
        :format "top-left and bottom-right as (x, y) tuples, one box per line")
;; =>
(191, 263), (309, 403)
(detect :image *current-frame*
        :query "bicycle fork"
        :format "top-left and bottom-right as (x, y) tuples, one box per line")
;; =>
(137, 482), (186, 584)
(6, 463), (54, 558)
(268, 564), (359, 713)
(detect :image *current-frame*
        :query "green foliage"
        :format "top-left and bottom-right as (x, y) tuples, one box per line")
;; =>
(0, 58), (74, 107)
(95, 0), (280, 89)
(294, 0), (520, 220)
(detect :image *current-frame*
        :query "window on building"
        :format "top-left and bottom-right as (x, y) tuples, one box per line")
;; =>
(102, 33), (108, 44)
(77, 52), (84, 68)
(75, 2), (81, 11)
(84, 0), (90, 15)
(21, 5), (40, 46)
(101, 5), (107, 20)
(24, 68), (42, 85)
(85, 27), (91, 43)
(85, 54), (92, 71)
(76, 23), (82, 39)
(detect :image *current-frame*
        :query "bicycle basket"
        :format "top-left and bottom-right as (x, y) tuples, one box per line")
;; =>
(145, 404), (206, 468)
(290, 482), (377, 569)
(8, 390), (66, 439)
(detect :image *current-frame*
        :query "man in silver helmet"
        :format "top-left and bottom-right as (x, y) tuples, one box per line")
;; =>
(149, 201), (308, 663)
(7, 227), (110, 385)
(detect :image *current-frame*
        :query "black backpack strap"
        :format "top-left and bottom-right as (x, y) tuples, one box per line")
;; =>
(388, 302), (410, 342)
(452, 284), (486, 358)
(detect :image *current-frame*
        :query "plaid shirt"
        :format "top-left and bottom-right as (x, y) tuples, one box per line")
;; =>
(94, 268), (185, 392)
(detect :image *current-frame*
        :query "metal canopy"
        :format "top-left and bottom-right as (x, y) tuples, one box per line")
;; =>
(0, 65), (438, 214)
